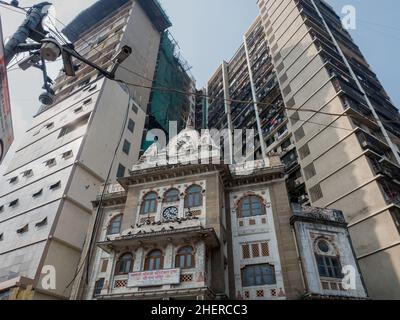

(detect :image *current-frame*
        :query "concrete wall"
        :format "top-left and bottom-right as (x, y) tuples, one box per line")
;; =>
(258, 0), (400, 298)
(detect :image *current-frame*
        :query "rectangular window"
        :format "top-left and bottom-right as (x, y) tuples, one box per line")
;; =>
(241, 264), (276, 287)
(316, 255), (343, 279)
(309, 184), (323, 202)
(35, 217), (48, 228)
(391, 208), (400, 234)
(88, 85), (97, 92)
(101, 259), (109, 273)
(116, 164), (126, 178)
(45, 122), (54, 129)
(242, 244), (250, 259)
(62, 150), (73, 159)
(290, 112), (300, 125)
(9, 199), (19, 207)
(78, 78), (90, 88)
(9, 177), (18, 184)
(74, 107), (83, 114)
(294, 127), (305, 141)
(122, 140), (131, 155)
(276, 62), (284, 73)
(45, 158), (56, 167)
(251, 243), (260, 258)
(131, 102), (138, 114)
(0, 233), (3, 241)
(304, 163), (317, 180)
(32, 189), (43, 198)
(93, 278), (105, 297)
(49, 181), (61, 190)
(127, 119), (135, 133)
(59, 114), (90, 138)
(279, 72), (288, 83)
(83, 98), (93, 105)
(286, 98), (295, 108)
(298, 144), (310, 160)
(22, 170), (33, 178)
(0, 205), (4, 212)
(17, 224), (29, 234)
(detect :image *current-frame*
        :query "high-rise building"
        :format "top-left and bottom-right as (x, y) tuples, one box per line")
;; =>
(207, 0), (400, 299)
(0, 0), (193, 300)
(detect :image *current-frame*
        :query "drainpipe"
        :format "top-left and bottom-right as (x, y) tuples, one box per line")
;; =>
(291, 224), (309, 296)
(222, 61), (234, 164)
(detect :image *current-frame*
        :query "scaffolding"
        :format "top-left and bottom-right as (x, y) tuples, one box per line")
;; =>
(142, 31), (194, 151)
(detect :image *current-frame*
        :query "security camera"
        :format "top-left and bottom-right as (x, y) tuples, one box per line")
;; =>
(109, 46), (132, 78)
(113, 45), (132, 64)
(18, 53), (41, 71)
(39, 91), (55, 106)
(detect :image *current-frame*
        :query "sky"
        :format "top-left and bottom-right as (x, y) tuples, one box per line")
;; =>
(0, 0), (399, 174)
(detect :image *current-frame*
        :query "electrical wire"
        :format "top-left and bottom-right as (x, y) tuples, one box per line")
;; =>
(2, 1), (400, 129)
(63, 81), (132, 294)
(21, 3), (400, 130)
(16, 3), (399, 293)
(357, 19), (400, 33)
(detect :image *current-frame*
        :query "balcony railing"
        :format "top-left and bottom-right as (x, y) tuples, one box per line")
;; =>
(357, 130), (391, 156)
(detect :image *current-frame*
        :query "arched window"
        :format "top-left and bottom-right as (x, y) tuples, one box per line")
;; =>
(115, 253), (133, 275)
(107, 215), (122, 235)
(175, 246), (195, 269)
(185, 185), (203, 208)
(164, 189), (180, 203)
(141, 192), (158, 214)
(314, 239), (343, 279)
(144, 250), (164, 271)
(238, 196), (265, 218)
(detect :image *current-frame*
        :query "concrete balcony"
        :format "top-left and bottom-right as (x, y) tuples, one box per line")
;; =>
(357, 130), (391, 156)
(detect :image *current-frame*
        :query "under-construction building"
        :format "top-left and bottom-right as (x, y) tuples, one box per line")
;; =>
(207, 0), (400, 299)
(142, 31), (196, 152)
(0, 0), (194, 300)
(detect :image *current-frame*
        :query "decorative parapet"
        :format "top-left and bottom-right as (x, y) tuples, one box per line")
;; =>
(229, 157), (283, 176)
(98, 183), (125, 195)
(290, 203), (346, 226)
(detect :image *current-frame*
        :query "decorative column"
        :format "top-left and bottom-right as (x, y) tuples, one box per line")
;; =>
(133, 247), (145, 272)
(179, 193), (185, 218)
(155, 197), (163, 222)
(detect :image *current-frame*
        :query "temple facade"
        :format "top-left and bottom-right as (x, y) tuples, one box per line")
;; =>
(71, 127), (367, 300)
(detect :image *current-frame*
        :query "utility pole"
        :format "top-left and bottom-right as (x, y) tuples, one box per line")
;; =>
(4, 1), (51, 65)
(3, 0), (132, 105)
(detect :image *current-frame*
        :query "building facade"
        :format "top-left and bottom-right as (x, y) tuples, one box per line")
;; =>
(0, 0), (192, 300)
(206, 0), (400, 299)
(72, 127), (366, 300)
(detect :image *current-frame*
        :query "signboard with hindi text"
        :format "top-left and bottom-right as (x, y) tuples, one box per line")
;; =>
(127, 268), (181, 288)
(0, 15), (13, 164)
